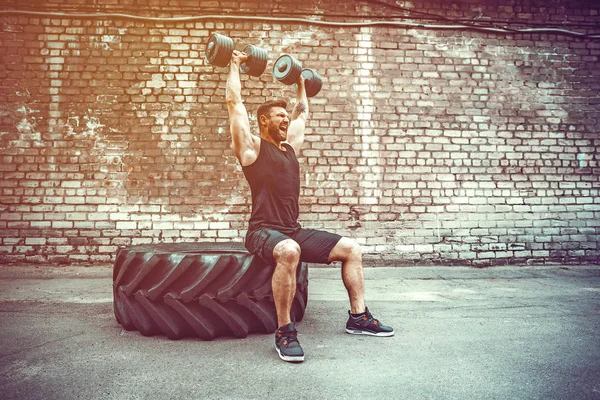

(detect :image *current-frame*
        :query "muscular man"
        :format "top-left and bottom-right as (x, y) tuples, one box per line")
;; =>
(226, 50), (393, 363)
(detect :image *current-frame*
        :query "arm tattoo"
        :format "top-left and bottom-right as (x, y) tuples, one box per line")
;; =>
(294, 101), (307, 115)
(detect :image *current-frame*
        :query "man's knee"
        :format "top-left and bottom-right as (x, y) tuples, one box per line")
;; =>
(345, 239), (363, 260)
(273, 239), (301, 267)
(329, 237), (362, 262)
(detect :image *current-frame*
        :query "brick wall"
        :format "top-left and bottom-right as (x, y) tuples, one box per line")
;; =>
(0, 0), (599, 266)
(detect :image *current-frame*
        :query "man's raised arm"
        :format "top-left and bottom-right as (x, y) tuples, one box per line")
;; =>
(226, 50), (258, 167)
(286, 75), (308, 155)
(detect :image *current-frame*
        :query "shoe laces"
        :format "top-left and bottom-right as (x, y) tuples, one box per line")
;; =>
(358, 309), (380, 326)
(278, 328), (300, 347)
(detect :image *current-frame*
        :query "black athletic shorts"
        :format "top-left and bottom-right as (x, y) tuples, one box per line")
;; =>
(245, 227), (342, 266)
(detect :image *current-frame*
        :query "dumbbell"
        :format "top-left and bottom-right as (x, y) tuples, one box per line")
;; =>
(272, 54), (323, 97)
(204, 33), (269, 77)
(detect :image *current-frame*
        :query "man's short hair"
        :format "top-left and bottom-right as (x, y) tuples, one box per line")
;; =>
(256, 99), (287, 128)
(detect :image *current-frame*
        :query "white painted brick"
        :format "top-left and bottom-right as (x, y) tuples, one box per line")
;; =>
(180, 230), (203, 238)
(74, 222), (95, 229)
(131, 214), (152, 221)
(25, 238), (47, 245)
(30, 221), (51, 228)
(173, 222), (195, 230)
(52, 221), (73, 228)
(394, 245), (414, 252)
(217, 230), (238, 238)
(116, 222), (137, 230)
(154, 222), (174, 230)
(98, 246), (118, 253)
(209, 222), (229, 229)
(132, 238), (153, 245)
(109, 213), (129, 220)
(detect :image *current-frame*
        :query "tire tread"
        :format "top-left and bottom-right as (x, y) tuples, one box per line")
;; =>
(113, 244), (308, 340)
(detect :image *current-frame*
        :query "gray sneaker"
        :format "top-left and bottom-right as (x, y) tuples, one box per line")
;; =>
(345, 307), (394, 337)
(275, 322), (305, 362)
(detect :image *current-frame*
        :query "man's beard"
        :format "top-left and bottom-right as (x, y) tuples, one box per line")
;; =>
(268, 122), (287, 142)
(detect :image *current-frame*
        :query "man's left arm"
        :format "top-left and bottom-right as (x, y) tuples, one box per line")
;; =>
(286, 75), (308, 155)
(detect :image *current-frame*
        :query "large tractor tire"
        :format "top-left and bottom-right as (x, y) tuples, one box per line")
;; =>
(113, 242), (308, 340)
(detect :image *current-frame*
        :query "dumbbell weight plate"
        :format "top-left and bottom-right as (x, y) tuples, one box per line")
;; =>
(301, 68), (323, 97)
(205, 33), (234, 67)
(273, 54), (303, 85)
(240, 44), (268, 77)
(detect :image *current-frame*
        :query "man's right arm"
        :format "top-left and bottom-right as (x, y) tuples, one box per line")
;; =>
(226, 50), (259, 167)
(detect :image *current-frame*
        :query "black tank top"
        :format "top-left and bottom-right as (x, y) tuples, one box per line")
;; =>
(242, 139), (301, 234)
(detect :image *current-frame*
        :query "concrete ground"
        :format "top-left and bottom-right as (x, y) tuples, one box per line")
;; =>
(0, 264), (599, 400)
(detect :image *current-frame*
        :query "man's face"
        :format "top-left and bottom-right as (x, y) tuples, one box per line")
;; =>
(264, 107), (289, 142)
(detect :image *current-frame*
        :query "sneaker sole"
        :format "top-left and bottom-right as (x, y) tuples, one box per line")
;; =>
(276, 347), (305, 362)
(345, 328), (395, 337)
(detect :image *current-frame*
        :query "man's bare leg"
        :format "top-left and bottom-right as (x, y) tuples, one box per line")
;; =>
(328, 237), (366, 314)
(272, 239), (301, 327)
(271, 239), (305, 362)
(328, 237), (394, 336)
